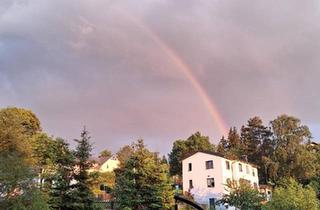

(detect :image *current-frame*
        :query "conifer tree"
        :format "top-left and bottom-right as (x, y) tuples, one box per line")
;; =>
(71, 128), (95, 210)
(48, 138), (75, 209)
(217, 136), (228, 154)
(240, 117), (273, 183)
(114, 140), (174, 209)
(225, 127), (242, 160)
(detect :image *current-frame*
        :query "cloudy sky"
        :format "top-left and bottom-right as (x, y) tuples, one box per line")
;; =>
(1, 0), (320, 155)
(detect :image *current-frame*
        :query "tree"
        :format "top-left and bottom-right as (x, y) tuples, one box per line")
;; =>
(168, 132), (215, 176)
(89, 171), (116, 198)
(99, 149), (112, 159)
(217, 136), (228, 154)
(0, 107), (41, 137)
(114, 140), (174, 209)
(240, 117), (273, 184)
(225, 127), (242, 159)
(263, 178), (319, 210)
(0, 107), (40, 209)
(116, 145), (134, 168)
(270, 115), (317, 183)
(71, 128), (95, 210)
(218, 179), (262, 210)
(48, 138), (75, 209)
(30, 133), (57, 190)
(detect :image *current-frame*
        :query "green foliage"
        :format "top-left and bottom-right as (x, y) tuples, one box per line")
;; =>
(240, 117), (273, 184)
(263, 178), (319, 210)
(222, 127), (242, 160)
(89, 171), (115, 197)
(99, 149), (112, 159)
(219, 179), (263, 210)
(168, 132), (215, 176)
(0, 151), (35, 209)
(48, 138), (75, 209)
(116, 145), (134, 168)
(3, 189), (50, 210)
(0, 107), (41, 137)
(270, 115), (318, 183)
(309, 176), (320, 199)
(217, 115), (320, 185)
(70, 128), (95, 210)
(0, 107), (40, 209)
(114, 140), (174, 209)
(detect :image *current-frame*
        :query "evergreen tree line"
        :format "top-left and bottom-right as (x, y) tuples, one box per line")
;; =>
(0, 107), (174, 210)
(1, 106), (320, 209)
(168, 115), (320, 196)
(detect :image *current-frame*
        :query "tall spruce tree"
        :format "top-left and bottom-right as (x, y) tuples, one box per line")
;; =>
(114, 140), (174, 209)
(71, 128), (95, 210)
(240, 117), (273, 183)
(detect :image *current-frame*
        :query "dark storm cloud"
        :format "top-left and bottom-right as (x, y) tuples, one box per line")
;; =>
(1, 0), (320, 154)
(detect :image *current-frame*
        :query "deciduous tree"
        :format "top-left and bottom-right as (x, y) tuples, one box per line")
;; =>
(263, 178), (319, 210)
(168, 132), (215, 176)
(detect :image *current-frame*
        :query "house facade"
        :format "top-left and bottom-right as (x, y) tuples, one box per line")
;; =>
(182, 152), (259, 210)
(99, 155), (119, 173)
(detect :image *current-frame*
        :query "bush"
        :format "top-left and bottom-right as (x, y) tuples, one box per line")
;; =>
(263, 178), (319, 210)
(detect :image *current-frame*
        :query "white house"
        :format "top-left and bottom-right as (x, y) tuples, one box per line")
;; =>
(182, 151), (259, 210)
(99, 155), (119, 173)
(88, 155), (120, 173)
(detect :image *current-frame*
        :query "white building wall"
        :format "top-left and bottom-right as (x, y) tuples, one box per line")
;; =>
(182, 152), (260, 210)
(100, 158), (119, 173)
(182, 153), (225, 205)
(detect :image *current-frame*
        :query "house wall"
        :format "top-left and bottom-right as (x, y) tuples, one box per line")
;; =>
(100, 159), (119, 173)
(230, 161), (259, 187)
(182, 152), (259, 210)
(182, 153), (225, 205)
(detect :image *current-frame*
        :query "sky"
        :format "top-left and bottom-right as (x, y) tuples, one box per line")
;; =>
(1, 0), (320, 155)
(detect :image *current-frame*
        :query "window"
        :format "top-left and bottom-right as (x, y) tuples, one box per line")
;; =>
(226, 161), (230, 170)
(209, 198), (216, 210)
(188, 163), (192, 171)
(252, 169), (256, 177)
(246, 165), (250, 174)
(206, 160), (214, 169)
(189, 180), (193, 189)
(238, 163), (243, 172)
(207, 178), (215, 188)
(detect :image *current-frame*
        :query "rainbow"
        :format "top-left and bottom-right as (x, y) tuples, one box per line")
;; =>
(121, 12), (228, 136)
